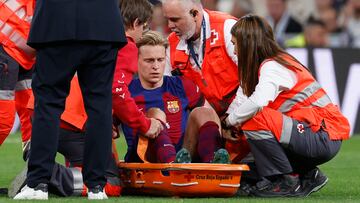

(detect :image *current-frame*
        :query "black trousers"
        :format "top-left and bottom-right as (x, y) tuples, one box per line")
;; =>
(245, 119), (342, 177)
(46, 129), (119, 196)
(0, 46), (33, 94)
(27, 41), (118, 189)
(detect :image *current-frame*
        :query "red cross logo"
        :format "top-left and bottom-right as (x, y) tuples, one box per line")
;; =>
(210, 29), (219, 45)
(297, 123), (305, 134)
(184, 172), (194, 181)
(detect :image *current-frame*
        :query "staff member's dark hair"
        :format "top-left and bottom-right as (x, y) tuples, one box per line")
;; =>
(230, 14), (308, 97)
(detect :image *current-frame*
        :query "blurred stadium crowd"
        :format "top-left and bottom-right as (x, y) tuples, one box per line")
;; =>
(149, 0), (360, 48)
(8, 0), (360, 135)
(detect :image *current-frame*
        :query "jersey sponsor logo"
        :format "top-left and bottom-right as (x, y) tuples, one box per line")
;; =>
(297, 123), (305, 134)
(167, 100), (180, 113)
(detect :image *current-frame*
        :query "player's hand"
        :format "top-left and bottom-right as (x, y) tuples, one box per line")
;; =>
(222, 128), (242, 142)
(220, 113), (241, 141)
(144, 118), (164, 139)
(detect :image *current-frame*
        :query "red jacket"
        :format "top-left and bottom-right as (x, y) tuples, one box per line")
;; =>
(0, 0), (36, 69)
(112, 36), (150, 134)
(27, 77), (87, 132)
(264, 55), (350, 140)
(168, 10), (239, 116)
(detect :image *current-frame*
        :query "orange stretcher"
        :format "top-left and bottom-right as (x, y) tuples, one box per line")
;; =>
(118, 162), (249, 197)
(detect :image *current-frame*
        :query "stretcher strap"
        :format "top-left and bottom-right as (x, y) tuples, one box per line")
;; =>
(137, 136), (150, 163)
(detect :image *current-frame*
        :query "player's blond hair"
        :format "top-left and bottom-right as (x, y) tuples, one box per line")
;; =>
(136, 31), (169, 50)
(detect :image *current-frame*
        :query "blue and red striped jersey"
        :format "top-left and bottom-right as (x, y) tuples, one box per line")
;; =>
(122, 76), (204, 153)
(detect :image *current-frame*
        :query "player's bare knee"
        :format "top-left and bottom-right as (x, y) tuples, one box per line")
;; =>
(189, 107), (219, 125)
(146, 107), (166, 122)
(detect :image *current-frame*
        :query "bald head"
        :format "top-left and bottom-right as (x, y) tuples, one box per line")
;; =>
(161, 0), (202, 10)
(162, 0), (204, 40)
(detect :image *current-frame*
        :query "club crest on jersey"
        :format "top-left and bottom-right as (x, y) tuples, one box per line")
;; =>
(297, 123), (305, 134)
(167, 101), (180, 113)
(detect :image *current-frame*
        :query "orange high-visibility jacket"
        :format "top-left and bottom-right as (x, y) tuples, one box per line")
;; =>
(168, 10), (239, 116)
(263, 55), (350, 140)
(0, 0), (35, 69)
(27, 77), (87, 131)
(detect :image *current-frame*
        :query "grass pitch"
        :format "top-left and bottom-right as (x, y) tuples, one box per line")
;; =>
(0, 133), (359, 202)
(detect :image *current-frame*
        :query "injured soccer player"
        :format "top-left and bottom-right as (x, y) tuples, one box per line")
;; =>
(122, 31), (230, 164)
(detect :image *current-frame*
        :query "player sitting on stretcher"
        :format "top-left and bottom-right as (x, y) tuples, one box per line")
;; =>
(122, 31), (230, 164)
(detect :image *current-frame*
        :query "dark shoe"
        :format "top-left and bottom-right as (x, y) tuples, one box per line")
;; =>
(88, 185), (108, 200)
(297, 168), (328, 197)
(212, 148), (231, 164)
(174, 148), (192, 163)
(236, 182), (253, 196)
(8, 161), (28, 198)
(0, 188), (8, 195)
(250, 175), (301, 197)
(236, 172), (261, 197)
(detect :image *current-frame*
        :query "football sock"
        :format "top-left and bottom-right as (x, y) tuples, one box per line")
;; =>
(197, 121), (222, 163)
(153, 129), (176, 163)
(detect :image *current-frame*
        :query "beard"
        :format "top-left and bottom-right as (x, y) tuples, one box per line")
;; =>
(179, 21), (196, 40)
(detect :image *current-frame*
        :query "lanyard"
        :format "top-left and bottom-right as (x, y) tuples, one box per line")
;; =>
(187, 17), (206, 69)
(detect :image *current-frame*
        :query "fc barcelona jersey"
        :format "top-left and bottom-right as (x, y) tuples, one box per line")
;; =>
(122, 76), (204, 153)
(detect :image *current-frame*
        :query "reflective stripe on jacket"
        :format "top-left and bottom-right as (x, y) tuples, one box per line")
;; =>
(0, 0), (35, 69)
(264, 55), (350, 140)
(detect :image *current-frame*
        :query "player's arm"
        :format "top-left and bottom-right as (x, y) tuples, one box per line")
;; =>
(112, 47), (151, 134)
(179, 76), (205, 110)
(225, 61), (297, 127)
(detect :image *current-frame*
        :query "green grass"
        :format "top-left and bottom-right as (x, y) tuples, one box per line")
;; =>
(1, 133), (359, 202)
